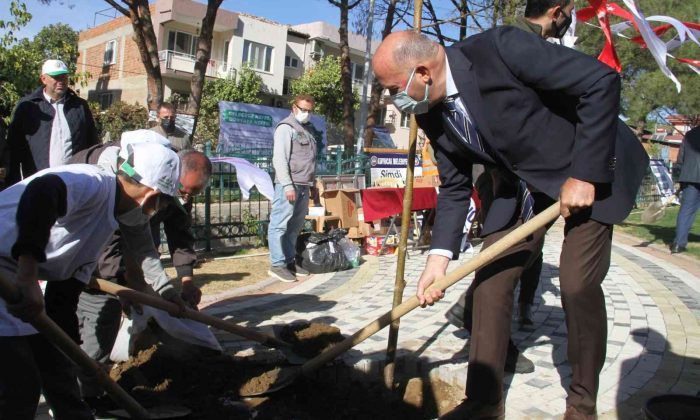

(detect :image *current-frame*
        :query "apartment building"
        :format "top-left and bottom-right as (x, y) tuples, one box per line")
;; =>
(77, 0), (415, 149)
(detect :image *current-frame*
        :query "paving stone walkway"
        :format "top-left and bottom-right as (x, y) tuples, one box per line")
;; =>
(204, 220), (700, 419)
(34, 220), (700, 419)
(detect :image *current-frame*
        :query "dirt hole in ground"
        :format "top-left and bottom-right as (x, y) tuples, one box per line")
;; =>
(277, 321), (345, 359)
(109, 330), (462, 419)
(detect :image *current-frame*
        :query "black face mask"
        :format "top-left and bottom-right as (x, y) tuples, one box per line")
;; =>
(161, 118), (175, 133)
(553, 8), (573, 39)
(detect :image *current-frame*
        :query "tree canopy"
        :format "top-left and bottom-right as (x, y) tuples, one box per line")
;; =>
(0, 2), (80, 121)
(290, 55), (357, 127)
(574, 0), (699, 127)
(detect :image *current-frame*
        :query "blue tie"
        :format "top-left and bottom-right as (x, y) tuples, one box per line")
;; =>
(442, 96), (494, 164)
(518, 180), (535, 222)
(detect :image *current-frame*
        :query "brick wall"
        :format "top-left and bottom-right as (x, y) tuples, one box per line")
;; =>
(123, 36), (146, 78)
(78, 4), (155, 42)
(83, 44), (119, 82)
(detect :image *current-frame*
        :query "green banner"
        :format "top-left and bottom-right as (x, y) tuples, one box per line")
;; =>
(221, 110), (273, 127)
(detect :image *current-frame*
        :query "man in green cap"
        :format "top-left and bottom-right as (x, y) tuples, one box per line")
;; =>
(3, 59), (98, 186)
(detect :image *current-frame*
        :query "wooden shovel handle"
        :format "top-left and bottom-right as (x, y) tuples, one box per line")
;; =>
(94, 279), (289, 348)
(301, 202), (561, 375)
(0, 277), (150, 420)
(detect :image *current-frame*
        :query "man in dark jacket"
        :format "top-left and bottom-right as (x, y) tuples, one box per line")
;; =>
(4, 59), (98, 186)
(671, 126), (700, 254)
(371, 0), (648, 416)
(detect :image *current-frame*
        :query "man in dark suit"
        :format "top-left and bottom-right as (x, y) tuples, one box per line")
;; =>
(372, 1), (648, 417)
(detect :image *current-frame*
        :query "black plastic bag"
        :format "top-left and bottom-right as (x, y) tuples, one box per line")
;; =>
(296, 229), (350, 274)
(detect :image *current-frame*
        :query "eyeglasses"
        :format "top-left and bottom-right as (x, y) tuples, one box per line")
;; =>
(177, 182), (204, 202)
(294, 104), (313, 113)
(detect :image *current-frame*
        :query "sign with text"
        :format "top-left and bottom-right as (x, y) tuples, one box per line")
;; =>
(368, 151), (422, 186)
(218, 101), (326, 153)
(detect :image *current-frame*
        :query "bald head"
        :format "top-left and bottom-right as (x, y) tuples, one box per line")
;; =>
(374, 31), (440, 74)
(372, 31), (447, 110)
(178, 150), (212, 200)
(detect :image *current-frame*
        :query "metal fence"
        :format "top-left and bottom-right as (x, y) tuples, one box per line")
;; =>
(188, 146), (672, 250)
(636, 159), (680, 207)
(190, 144), (370, 250)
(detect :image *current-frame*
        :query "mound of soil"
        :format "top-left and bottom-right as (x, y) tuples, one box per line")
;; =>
(277, 322), (345, 359)
(108, 324), (462, 419)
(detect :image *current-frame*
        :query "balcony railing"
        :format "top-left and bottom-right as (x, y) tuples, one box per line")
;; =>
(159, 50), (217, 77)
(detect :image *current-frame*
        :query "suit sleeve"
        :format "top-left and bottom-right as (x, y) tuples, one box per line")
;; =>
(417, 112), (472, 259)
(81, 100), (99, 147)
(161, 206), (197, 278)
(6, 102), (34, 186)
(490, 27), (620, 184)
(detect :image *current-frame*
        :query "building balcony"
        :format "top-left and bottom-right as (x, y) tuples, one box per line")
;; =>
(159, 50), (218, 78)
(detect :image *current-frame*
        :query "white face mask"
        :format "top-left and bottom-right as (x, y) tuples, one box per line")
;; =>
(117, 195), (158, 226)
(295, 110), (310, 124)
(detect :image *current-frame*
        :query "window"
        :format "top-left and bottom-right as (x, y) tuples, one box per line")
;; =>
(351, 62), (365, 82)
(99, 92), (114, 110)
(285, 55), (299, 68)
(223, 41), (230, 70)
(243, 40), (273, 72)
(167, 31), (199, 56)
(282, 78), (290, 95)
(104, 39), (117, 65)
(400, 111), (411, 128)
(378, 107), (387, 125)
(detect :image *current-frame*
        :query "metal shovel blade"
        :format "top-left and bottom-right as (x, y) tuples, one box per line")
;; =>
(238, 366), (301, 397)
(641, 201), (666, 224)
(106, 404), (192, 419)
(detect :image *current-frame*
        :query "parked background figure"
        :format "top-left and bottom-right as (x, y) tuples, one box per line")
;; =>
(671, 126), (700, 254)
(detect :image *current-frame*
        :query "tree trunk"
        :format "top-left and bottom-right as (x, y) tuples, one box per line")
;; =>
(111, 0), (163, 110)
(334, 0), (359, 155)
(188, 0), (223, 142)
(458, 0), (467, 41)
(365, 0), (399, 148)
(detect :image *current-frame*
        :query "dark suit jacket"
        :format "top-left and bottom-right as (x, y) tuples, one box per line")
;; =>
(417, 26), (648, 256)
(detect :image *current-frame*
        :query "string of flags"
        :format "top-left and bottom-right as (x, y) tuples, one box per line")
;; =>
(575, 0), (699, 92)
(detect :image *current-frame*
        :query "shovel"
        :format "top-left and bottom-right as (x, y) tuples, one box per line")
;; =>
(94, 280), (305, 363)
(641, 190), (679, 224)
(0, 275), (151, 420)
(239, 202), (561, 396)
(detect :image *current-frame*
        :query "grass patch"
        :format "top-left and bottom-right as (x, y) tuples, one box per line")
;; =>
(617, 206), (700, 259)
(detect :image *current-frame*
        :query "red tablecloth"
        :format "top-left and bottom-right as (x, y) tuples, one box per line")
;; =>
(361, 187), (438, 221)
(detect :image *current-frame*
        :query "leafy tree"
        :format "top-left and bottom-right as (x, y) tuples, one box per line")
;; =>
(329, 0), (363, 153)
(194, 65), (264, 147)
(575, 0), (699, 129)
(290, 55), (357, 127)
(0, 0), (35, 120)
(0, 3), (82, 121)
(94, 100), (149, 141)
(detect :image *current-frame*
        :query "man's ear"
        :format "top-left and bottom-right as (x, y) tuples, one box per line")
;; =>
(415, 65), (432, 83)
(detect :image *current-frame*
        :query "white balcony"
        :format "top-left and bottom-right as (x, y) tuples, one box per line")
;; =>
(159, 50), (217, 78)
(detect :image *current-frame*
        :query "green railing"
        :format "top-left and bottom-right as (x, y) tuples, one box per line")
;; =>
(192, 143), (371, 251)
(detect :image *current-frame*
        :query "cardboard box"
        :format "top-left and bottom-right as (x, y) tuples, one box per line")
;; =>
(413, 175), (441, 188)
(322, 189), (360, 228)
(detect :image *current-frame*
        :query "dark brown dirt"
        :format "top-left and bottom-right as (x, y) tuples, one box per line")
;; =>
(277, 322), (346, 359)
(108, 326), (463, 419)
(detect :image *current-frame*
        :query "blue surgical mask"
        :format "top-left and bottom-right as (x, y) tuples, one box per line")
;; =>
(390, 67), (430, 115)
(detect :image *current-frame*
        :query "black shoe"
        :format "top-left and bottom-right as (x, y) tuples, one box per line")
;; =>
(288, 263), (310, 277)
(670, 243), (686, 254)
(505, 340), (534, 374)
(268, 266), (297, 283)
